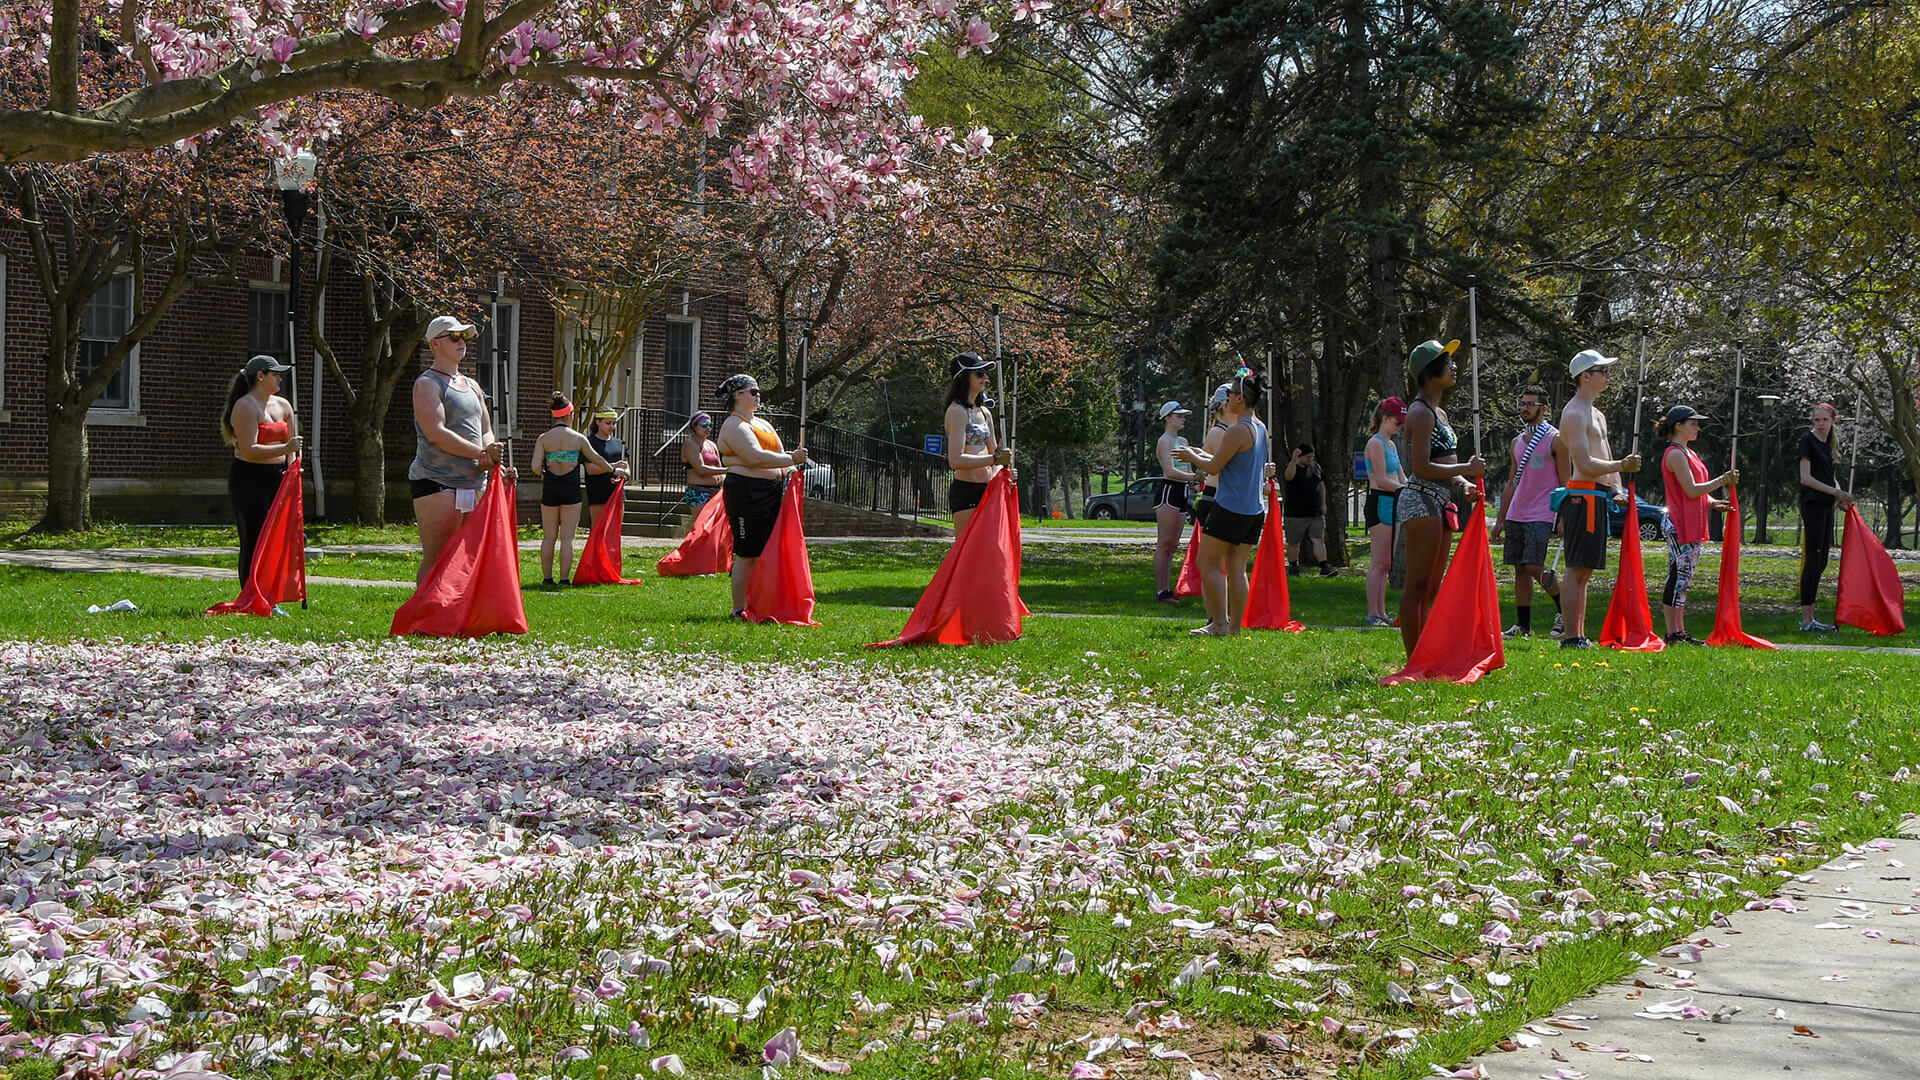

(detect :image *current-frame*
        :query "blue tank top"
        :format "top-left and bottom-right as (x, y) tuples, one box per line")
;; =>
(1371, 434), (1401, 485)
(1214, 418), (1268, 516)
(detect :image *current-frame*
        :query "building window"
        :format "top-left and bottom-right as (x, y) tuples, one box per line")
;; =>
(476, 299), (518, 433)
(248, 286), (290, 363)
(79, 274), (136, 411)
(662, 318), (699, 422)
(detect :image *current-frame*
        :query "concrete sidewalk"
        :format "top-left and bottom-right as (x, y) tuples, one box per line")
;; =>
(1472, 818), (1920, 1079)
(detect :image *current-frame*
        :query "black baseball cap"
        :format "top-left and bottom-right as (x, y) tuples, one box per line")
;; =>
(242, 354), (291, 378)
(951, 352), (994, 375)
(1664, 405), (1710, 425)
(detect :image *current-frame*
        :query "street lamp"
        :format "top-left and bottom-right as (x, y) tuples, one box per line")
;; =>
(1129, 398), (1147, 488)
(1753, 394), (1782, 543)
(271, 148), (318, 428)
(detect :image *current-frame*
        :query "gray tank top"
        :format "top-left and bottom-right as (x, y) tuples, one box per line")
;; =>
(408, 369), (488, 489)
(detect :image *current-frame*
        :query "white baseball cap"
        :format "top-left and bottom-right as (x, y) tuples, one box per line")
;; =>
(1157, 401), (1191, 419)
(1569, 349), (1619, 377)
(426, 315), (476, 340)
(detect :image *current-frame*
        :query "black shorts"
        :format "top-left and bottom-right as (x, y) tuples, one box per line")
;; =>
(1193, 488), (1216, 528)
(541, 468), (583, 507)
(1152, 478), (1191, 514)
(410, 476), (452, 500)
(949, 479), (990, 514)
(724, 474), (785, 558)
(586, 473), (618, 507)
(1204, 506), (1265, 547)
(1558, 491), (1610, 569)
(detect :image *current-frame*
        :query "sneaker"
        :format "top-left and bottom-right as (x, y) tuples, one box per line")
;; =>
(542, 577), (556, 587)
(1550, 613), (1565, 638)
(1664, 631), (1706, 646)
(1800, 620), (1835, 633)
(1503, 624), (1531, 638)
(1287, 565), (1303, 578)
(1364, 614), (1392, 627)
(1559, 636), (1593, 649)
(1318, 565), (1340, 578)
(1156, 589), (1178, 603)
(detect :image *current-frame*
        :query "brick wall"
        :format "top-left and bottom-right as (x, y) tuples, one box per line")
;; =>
(0, 216), (745, 523)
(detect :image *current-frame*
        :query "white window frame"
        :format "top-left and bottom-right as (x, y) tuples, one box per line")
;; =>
(247, 280), (291, 364)
(0, 253), (9, 423)
(662, 316), (701, 421)
(477, 297), (520, 437)
(82, 271), (142, 423)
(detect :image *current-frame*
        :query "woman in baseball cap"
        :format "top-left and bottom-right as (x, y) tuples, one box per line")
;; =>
(1655, 404), (1737, 644)
(944, 352), (1012, 535)
(221, 355), (301, 586)
(408, 314), (507, 584)
(1152, 401), (1199, 601)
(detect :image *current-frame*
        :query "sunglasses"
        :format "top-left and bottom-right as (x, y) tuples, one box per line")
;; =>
(436, 331), (474, 342)
(745, 387), (762, 396)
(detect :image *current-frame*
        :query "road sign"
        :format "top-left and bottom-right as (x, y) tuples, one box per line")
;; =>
(1036, 461), (1050, 484)
(923, 434), (944, 456)
(1353, 451), (1369, 480)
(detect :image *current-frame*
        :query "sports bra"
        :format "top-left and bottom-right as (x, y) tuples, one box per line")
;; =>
(720, 415), (783, 466)
(1415, 401), (1457, 458)
(544, 448), (580, 469)
(257, 420), (289, 443)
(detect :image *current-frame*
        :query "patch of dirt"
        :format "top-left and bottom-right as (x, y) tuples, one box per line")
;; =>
(1014, 1003), (1355, 1079)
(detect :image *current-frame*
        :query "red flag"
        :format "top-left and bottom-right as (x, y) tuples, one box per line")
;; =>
(1836, 503), (1907, 635)
(870, 470), (1028, 647)
(1382, 481), (1504, 685)
(1599, 487), (1665, 652)
(1174, 520), (1205, 596)
(207, 457), (306, 616)
(1706, 487), (1775, 649)
(1244, 481), (1303, 632)
(390, 465), (528, 638)
(656, 491), (733, 577)
(573, 478), (642, 586)
(744, 471), (819, 626)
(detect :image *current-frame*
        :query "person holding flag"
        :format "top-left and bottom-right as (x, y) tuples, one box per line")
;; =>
(528, 393), (626, 587)
(1175, 370), (1270, 636)
(1797, 403), (1856, 632)
(1151, 400), (1199, 600)
(1555, 349), (1642, 649)
(222, 355), (302, 587)
(584, 407), (628, 530)
(1361, 397), (1409, 627)
(1656, 405), (1737, 644)
(409, 315), (513, 585)
(715, 373), (809, 619)
(944, 352), (1014, 534)
(1491, 386), (1568, 638)
(1397, 340), (1486, 656)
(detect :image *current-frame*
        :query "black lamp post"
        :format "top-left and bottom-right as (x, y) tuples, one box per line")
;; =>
(271, 150), (318, 421)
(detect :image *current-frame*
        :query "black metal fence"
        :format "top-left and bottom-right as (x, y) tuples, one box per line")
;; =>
(608, 407), (942, 519)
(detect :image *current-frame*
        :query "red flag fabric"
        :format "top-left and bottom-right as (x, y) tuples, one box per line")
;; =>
(744, 471), (819, 626)
(207, 457), (306, 616)
(1599, 487), (1665, 652)
(870, 469), (1029, 647)
(1706, 487), (1775, 649)
(1381, 481), (1504, 685)
(573, 478), (642, 586)
(1836, 503), (1907, 635)
(1243, 481), (1303, 632)
(1175, 520), (1205, 596)
(390, 465), (528, 638)
(656, 491), (733, 577)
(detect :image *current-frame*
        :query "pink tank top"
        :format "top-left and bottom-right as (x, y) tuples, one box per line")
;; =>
(1662, 444), (1711, 543)
(1507, 424), (1558, 524)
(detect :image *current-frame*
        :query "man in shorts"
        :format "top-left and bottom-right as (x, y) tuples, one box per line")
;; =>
(1491, 386), (1569, 637)
(1556, 350), (1641, 648)
(1282, 443), (1336, 577)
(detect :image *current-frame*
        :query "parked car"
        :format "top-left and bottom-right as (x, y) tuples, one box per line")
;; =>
(1582, 492), (1669, 541)
(800, 461), (835, 501)
(1083, 477), (1168, 521)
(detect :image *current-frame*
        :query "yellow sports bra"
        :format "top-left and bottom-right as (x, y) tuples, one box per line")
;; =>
(720, 416), (783, 466)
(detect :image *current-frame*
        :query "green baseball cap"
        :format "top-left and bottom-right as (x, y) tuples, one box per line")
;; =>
(1409, 339), (1461, 370)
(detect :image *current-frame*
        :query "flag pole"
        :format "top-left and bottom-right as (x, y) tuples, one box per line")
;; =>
(797, 336), (808, 451)
(992, 304), (1007, 450)
(1629, 329), (1649, 458)
(1468, 277), (1482, 456)
(1729, 342), (1744, 470)
(1847, 402), (1861, 495)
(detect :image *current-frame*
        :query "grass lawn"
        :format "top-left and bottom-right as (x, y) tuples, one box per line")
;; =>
(0, 536), (1916, 1080)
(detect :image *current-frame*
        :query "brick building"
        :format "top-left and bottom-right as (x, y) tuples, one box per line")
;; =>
(0, 222), (745, 523)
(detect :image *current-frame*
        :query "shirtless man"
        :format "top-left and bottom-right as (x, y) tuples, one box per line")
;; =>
(1556, 349), (1641, 649)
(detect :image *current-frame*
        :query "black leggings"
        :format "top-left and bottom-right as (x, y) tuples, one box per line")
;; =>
(229, 458), (286, 585)
(1799, 501), (1835, 606)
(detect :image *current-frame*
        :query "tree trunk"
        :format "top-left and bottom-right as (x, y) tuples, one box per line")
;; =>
(353, 422), (388, 524)
(39, 408), (91, 532)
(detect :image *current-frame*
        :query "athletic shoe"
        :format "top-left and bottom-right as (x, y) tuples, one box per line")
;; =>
(1559, 636), (1593, 649)
(1800, 620), (1835, 632)
(1156, 589), (1178, 603)
(1664, 631), (1706, 646)
(1364, 614), (1392, 627)
(1503, 625), (1531, 639)
(1550, 613), (1565, 638)
(542, 577), (556, 587)
(1319, 566), (1340, 578)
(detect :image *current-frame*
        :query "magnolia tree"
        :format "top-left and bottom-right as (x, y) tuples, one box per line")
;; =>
(0, 0), (1106, 218)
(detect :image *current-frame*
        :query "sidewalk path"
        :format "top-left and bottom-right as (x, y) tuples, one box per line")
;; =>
(1471, 818), (1920, 1080)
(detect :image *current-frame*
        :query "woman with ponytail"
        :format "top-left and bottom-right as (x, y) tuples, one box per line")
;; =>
(222, 355), (301, 585)
(528, 392), (625, 586)
(1656, 405), (1736, 644)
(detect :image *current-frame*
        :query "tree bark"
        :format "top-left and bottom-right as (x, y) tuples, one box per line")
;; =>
(353, 423), (388, 525)
(40, 406), (91, 532)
